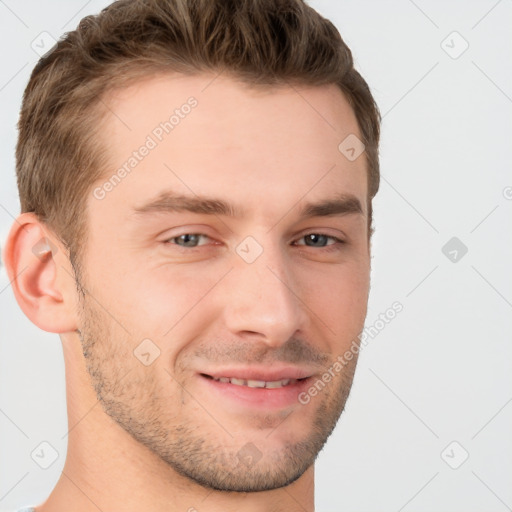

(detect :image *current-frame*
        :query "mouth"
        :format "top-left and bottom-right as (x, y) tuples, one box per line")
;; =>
(201, 374), (305, 389)
(197, 368), (315, 410)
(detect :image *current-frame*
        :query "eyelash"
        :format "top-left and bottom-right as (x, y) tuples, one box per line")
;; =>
(163, 233), (346, 252)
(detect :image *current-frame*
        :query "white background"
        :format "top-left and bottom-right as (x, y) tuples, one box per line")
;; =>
(1, 1), (511, 511)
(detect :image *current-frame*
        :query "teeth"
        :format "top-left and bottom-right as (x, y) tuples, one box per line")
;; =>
(247, 380), (266, 388)
(212, 377), (296, 388)
(265, 379), (290, 388)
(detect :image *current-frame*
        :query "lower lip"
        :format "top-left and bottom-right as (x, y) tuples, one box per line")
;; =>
(197, 374), (312, 410)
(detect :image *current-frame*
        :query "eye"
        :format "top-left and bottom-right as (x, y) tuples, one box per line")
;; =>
(163, 232), (344, 251)
(294, 233), (344, 248)
(165, 233), (211, 248)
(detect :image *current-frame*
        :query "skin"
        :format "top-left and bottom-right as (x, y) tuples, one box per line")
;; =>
(4, 73), (371, 512)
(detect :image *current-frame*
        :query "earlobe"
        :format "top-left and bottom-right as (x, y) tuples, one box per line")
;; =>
(2, 213), (79, 333)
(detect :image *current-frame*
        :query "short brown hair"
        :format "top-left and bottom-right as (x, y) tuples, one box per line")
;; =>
(16, 0), (380, 271)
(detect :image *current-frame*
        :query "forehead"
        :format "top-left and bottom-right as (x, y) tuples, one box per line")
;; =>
(92, 73), (367, 221)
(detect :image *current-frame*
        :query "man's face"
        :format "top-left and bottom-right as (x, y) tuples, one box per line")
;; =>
(76, 74), (370, 492)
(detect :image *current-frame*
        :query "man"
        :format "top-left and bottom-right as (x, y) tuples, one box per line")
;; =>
(4, 0), (380, 510)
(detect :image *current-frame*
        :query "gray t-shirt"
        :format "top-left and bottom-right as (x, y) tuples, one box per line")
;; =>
(17, 508), (36, 512)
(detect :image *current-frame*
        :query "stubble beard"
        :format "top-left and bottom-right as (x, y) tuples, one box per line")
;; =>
(76, 283), (359, 492)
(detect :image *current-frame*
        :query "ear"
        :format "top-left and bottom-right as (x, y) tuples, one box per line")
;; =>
(2, 213), (79, 333)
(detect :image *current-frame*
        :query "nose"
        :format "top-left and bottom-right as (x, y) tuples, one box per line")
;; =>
(220, 240), (307, 347)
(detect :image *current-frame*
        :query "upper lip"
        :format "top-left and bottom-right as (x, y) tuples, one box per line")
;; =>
(199, 365), (316, 382)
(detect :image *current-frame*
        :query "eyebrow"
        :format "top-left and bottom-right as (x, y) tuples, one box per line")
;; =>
(132, 191), (364, 219)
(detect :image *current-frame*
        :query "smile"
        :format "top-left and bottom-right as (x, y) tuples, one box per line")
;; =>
(208, 376), (299, 388)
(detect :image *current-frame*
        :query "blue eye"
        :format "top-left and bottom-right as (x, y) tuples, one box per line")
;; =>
(164, 232), (344, 251)
(296, 234), (344, 248)
(167, 234), (209, 247)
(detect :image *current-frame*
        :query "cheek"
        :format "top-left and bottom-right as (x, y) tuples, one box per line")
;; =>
(84, 252), (218, 331)
(136, 264), (226, 315)
(107, 266), (228, 361)
(299, 263), (369, 338)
